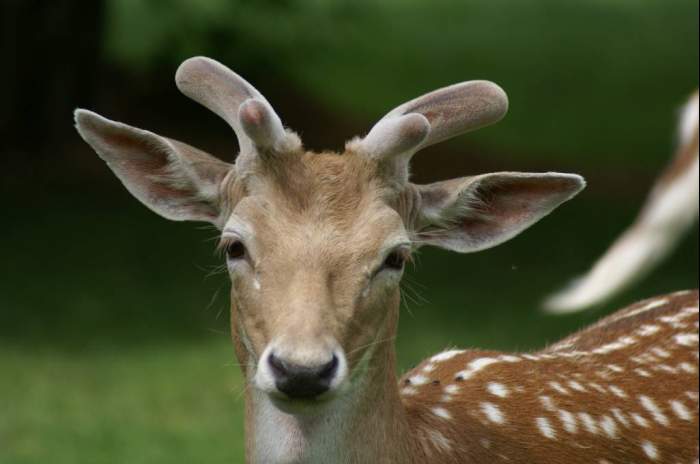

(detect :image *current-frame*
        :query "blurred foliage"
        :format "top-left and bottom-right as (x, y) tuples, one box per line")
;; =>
(106, 0), (698, 168)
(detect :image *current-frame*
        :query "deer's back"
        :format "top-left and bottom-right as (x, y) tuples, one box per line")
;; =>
(400, 290), (699, 463)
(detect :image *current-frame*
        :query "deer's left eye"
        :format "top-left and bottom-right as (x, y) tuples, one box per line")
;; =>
(381, 250), (407, 271)
(226, 241), (247, 260)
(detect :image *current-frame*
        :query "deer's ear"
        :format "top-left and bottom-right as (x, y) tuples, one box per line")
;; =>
(75, 109), (233, 225)
(415, 172), (585, 252)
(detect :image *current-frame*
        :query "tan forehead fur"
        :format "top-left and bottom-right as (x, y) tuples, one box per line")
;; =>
(227, 145), (404, 225)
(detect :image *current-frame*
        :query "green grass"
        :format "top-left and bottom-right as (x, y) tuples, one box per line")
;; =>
(0, 341), (245, 464)
(1, 186), (697, 463)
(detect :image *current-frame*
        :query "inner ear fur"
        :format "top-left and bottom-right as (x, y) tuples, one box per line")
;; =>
(414, 172), (586, 252)
(74, 109), (233, 225)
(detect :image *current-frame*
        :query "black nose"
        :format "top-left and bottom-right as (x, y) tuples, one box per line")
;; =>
(268, 353), (338, 399)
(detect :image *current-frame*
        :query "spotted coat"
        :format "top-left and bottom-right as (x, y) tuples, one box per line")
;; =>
(400, 290), (699, 463)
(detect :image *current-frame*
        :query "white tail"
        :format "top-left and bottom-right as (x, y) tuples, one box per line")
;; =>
(75, 57), (698, 463)
(545, 91), (699, 313)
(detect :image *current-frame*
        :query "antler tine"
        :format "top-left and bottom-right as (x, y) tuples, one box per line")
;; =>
(175, 56), (286, 157)
(358, 80), (509, 163)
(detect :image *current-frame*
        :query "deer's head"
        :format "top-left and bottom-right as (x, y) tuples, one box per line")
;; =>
(75, 57), (584, 412)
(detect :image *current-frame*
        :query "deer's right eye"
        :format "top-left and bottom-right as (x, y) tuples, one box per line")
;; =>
(226, 241), (247, 260)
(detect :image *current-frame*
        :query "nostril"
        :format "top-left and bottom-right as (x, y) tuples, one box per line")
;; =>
(268, 352), (288, 377)
(318, 354), (338, 381)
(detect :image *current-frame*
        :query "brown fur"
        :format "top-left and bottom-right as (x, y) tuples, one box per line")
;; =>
(401, 291), (699, 463)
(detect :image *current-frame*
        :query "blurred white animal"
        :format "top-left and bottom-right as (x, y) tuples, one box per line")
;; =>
(545, 91), (699, 313)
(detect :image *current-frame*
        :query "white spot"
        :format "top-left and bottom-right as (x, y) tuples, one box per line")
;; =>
(655, 364), (679, 374)
(540, 396), (557, 412)
(592, 336), (637, 355)
(401, 387), (418, 396)
(480, 438), (491, 449)
(422, 363), (436, 373)
(487, 382), (509, 398)
(599, 415), (619, 439)
(536, 417), (557, 439)
(634, 368), (652, 377)
(558, 410), (578, 434)
(578, 413), (599, 434)
(669, 400), (693, 421)
(522, 354), (541, 361)
(675, 333), (699, 346)
(432, 407), (452, 420)
(609, 385), (627, 398)
(679, 362), (697, 374)
(427, 429), (452, 452)
(481, 402), (505, 424)
(430, 350), (465, 363)
(568, 381), (587, 392)
(631, 413), (650, 428)
(410, 375), (430, 386)
(611, 408), (630, 428)
(686, 391), (699, 402)
(498, 355), (522, 363)
(642, 440), (659, 460)
(639, 395), (670, 426)
(614, 299), (667, 322)
(589, 383), (608, 394)
(638, 325), (661, 336)
(454, 357), (500, 381)
(651, 347), (671, 358)
(444, 384), (460, 395)
(607, 364), (624, 373)
(549, 381), (570, 395)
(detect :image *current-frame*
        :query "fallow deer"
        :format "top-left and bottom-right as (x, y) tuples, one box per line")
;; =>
(546, 91), (699, 313)
(75, 57), (699, 464)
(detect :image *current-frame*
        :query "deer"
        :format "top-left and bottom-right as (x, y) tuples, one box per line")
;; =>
(545, 91), (699, 313)
(74, 56), (699, 464)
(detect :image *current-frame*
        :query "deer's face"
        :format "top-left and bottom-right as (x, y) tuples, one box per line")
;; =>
(222, 153), (412, 405)
(75, 56), (584, 413)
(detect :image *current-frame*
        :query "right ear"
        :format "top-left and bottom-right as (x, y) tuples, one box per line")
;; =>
(74, 109), (233, 226)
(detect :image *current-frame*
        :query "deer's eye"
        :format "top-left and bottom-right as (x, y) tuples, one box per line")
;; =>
(382, 250), (407, 271)
(226, 241), (247, 260)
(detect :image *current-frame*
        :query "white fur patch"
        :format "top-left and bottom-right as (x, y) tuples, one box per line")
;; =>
(558, 410), (578, 434)
(642, 440), (659, 460)
(578, 413), (599, 434)
(430, 350), (465, 363)
(481, 402), (505, 424)
(669, 400), (693, 421)
(675, 333), (699, 346)
(487, 382), (509, 398)
(639, 396), (670, 427)
(432, 407), (452, 420)
(536, 417), (557, 439)
(599, 415), (618, 439)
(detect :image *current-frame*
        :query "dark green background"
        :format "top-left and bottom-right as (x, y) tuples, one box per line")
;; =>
(1, 1), (697, 462)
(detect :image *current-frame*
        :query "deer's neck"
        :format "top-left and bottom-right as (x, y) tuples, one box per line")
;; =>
(245, 333), (416, 464)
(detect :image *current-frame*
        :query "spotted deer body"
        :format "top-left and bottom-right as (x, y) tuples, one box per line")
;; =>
(74, 57), (699, 463)
(401, 290), (699, 463)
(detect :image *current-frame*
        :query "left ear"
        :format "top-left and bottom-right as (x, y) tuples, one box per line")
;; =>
(414, 172), (585, 252)
(75, 109), (233, 226)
